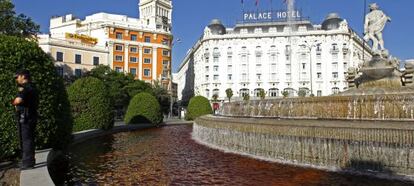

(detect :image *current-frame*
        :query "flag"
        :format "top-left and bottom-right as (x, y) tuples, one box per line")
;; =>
(255, 0), (259, 6)
(241, 0), (244, 4)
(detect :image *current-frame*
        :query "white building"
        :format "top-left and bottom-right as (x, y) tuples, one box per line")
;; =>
(176, 12), (372, 102)
(38, 0), (173, 87)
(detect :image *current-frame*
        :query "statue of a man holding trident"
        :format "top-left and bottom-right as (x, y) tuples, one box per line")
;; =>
(364, 3), (391, 53)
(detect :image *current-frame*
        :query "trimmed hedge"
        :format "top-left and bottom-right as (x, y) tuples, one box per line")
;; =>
(186, 96), (212, 121)
(125, 92), (162, 125)
(0, 35), (72, 160)
(67, 77), (113, 132)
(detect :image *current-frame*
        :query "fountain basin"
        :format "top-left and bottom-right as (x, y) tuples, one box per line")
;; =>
(360, 66), (395, 80)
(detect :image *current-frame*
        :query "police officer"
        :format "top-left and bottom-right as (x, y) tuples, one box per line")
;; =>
(12, 70), (38, 169)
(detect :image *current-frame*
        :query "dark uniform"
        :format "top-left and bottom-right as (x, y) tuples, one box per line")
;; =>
(15, 82), (38, 168)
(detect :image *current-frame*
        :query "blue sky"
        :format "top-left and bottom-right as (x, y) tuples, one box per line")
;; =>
(13, 0), (414, 72)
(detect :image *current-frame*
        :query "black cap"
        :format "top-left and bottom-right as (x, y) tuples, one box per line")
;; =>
(15, 69), (30, 79)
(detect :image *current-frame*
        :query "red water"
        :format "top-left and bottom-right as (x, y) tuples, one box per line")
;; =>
(65, 125), (413, 185)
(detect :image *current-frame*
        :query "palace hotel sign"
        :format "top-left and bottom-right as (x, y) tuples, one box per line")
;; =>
(243, 10), (302, 22)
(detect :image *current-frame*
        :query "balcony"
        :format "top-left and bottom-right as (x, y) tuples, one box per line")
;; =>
(204, 52), (210, 58)
(342, 47), (349, 54)
(255, 50), (263, 56)
(227, 51), (233, 55)
(213, 51), (221, 57)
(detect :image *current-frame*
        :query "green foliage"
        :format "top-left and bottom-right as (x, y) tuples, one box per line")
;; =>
(67, 77), (114, 132)
(281, 90), (289, 98)
(152, 80), (171, 116)
(124, 92), (162, 125)
(243, 94), (250, 102)
(0, 35), (72, 160)
(298, 89), (307, 97)
(259, 89), (266, 100)
(186, 96), (212, 121)
(0, 0), (39, 37)
(225, 88), (233, 102)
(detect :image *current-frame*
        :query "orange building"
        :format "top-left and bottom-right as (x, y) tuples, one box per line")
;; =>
(39, 0), (173, 88)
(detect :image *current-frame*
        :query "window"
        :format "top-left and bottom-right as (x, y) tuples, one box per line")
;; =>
(256, 73), (262, 81)
(269, 88), (279, 97)
(256, 55), (261, 63)
(205, 66), (209, 72)
(241, 55), (247, 63)
(130, 68), (137, 76)
(270, 54), (277, 63)
(130, 47), (138, 53)
(240, 89), (249, 97)
(144, 48), (152, 54)
(205, 89), (210, 98)
(115, 45), (123, 51)
(286, 54), (290, 61)
(254, 89), (263, 97)
(317, 63), (322, 71)
(286, 73), (292, 81)
(317, 72), (322, 79)
(270, 73), (277, 81)
(144, 69), (151, 77)
(332, 72), (339, 79)
(130, 57), (138, 63)
(227, 55), (232, 63)
(144, 58), (151, 64)
(317, 90), (322, 97)
(144, 36), (151, 43)
(213, 75), (219, 81)
(115, 67), (123, 73)
(56, 52), (63, 62)
(286, 64), (291, 71)
(227, 74), (232, 81)
(162, 39), (169, 45)
(56, 67), (63, 76)
(163, 50), (170, 56)
(75, 69), (82, 77)
(213, 89), (220, 97)
(332, 87), (340, 94)
(163, 60), (169, 69)
(115, 55), (123, 62)
(332, 62), (338, 70)
(75, 54), (82, 64)
(93, 56), (99, 65)
(241, 64), (248, 73)
(241, 73), (248, 81)
(205, 57), (209, 63)
(213, 56), (219, 63)
(205, 75), (209, 81)
(302, 63), (306, 70)
(116, 32), (123, 39)
(227, 65), (232, 73)
(213, 65), (219, 72)
(271, 63), (277, 72)
(131, 34), (137, 41)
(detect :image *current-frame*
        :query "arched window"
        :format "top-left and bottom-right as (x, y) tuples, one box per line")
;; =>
(332, 87), (340, 94)
(254, 88), (264, 97)
(205, 89), (210, 98)
(283, 88), (295, 97)
(239, 88), (249, 97)
(269, 88), (279, 97)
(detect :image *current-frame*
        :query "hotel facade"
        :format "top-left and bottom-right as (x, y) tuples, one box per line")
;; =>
(38, 0), (173, 87)
(176, 11), (372, 102)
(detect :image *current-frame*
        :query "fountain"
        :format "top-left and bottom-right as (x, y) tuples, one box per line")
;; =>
(193, 2), (414, 180)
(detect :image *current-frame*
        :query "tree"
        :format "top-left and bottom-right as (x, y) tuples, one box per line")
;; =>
(243, 94), (250, 102)
(281, 90), (289, 98)
(125, 92), (162, 125)
(259, 89), (266, 100)
(186, 96), (212, 121)
(0, 0), (40, 38)
(152, 80), (170, 116)
(225, 88), (233, 102)
(298, 89), (307, 97)
(212, 94), (219, 102)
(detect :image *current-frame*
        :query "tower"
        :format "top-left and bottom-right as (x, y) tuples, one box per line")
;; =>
(139, 0), (173, 32)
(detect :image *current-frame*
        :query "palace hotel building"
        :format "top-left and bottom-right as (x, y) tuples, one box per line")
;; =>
(38, 0), (173, 87)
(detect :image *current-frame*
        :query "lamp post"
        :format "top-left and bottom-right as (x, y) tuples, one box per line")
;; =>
(304, 40), (321, 96)
(168, 38), (182, 119)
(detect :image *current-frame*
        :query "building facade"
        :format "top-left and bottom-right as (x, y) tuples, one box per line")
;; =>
(38, 0), (173, 87)
(176, 12), (372, 102)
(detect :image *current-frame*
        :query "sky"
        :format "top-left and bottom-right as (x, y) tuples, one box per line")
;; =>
(13, 0), (414, 73)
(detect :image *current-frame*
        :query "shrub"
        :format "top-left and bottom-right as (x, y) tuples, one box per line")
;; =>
(124, 92), (162, 125)
(186, 96), (212, 121)
(67, 77), (113, 132)
(0, 35), (72, 160)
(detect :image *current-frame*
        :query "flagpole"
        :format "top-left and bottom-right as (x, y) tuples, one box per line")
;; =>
(362, 0), (367, 63)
